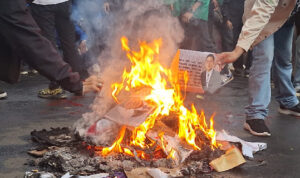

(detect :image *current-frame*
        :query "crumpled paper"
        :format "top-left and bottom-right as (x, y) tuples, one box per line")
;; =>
(147, 168), (169, 178)
(216, 130), (267, 158)
(126, 168), (175, 178)
(61, 172), (109, 178)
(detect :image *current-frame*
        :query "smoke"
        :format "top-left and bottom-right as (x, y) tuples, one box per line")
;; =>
(73, 0), (184, 144)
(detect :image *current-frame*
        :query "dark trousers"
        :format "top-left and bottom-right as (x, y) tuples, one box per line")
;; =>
(0, 0), (82, 93)
(0, 34), (20, 83)
(208, 3), (234, 75)
(231, 17), (246, 70)
(31, 1), (82, 90)
(208, 2), (234, 53)
(180, 19), (216, 52)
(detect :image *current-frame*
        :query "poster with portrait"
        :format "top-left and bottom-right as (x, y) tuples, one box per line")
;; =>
(171, 49), (233, 94)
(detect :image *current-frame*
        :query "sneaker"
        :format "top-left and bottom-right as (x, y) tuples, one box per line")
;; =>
(29, 69), (38, 75)
(0, 89), (7, 99)
(244, 119), (271, 136)
(278, 103), (300, 117)
(38, 88), (67, 99)
(20, 70), (29, 75)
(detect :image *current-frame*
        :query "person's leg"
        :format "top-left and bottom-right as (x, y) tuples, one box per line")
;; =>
(244, 34), (274, 136)
(293, 36), (300, 91)
(179, 21), (193, 50)
(31, 3), (64, 97)
(232, 20), (245, 76)
(30, 4), (57, 49)
(55, 1), (83, 73)
(273, 22), (300, 115)
(197, 19), (217, 52)
(245, 35), (274, 120)
(218, 21), (234, 77)
(0, 1), (82, 94)
(220, 21), (234, 52)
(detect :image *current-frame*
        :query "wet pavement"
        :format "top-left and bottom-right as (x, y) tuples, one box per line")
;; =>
(0, 74), (300, 178)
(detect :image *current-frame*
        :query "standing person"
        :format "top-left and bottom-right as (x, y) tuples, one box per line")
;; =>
(181, 0), (217, 52)
(292, 11), (300, 95)
(0, 0), (101, 98)
(218, 0), (299, 136)
(208, 0), (234, 84)
(30, 0), (86, 99)
(221, 0), (248, 77)
(209, 0), (233, 53)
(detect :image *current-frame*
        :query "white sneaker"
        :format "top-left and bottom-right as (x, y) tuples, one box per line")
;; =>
(0, 90), (7, 99)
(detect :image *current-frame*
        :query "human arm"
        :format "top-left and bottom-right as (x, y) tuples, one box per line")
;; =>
(182, 1), (201, 23)
(218, 0), (279, 64)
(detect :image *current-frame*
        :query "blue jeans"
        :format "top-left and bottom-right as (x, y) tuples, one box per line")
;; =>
(293, 36), (300, 88)
(245, 22), (298, 120)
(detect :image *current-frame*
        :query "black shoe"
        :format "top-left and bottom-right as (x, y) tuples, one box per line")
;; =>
(278, 103), (300, 117)
(244, 119), (271, 136)
(0, 89), (7, 99)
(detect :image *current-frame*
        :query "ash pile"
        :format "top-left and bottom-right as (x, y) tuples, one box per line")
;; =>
(26, 91), (266, 177)
(27, 112), (223, 177)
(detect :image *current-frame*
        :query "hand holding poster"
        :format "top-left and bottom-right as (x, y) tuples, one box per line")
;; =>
(171, 49), (233, 94)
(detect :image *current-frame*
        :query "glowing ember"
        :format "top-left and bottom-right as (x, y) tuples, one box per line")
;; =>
(100, 36), (219, 160)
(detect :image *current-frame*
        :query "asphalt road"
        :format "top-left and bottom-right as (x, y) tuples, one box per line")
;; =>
(0, 74), (300, 178)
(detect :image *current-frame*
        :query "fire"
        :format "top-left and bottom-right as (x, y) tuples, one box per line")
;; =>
(101, 126), (134, 157)
(101, 36), (219, 159)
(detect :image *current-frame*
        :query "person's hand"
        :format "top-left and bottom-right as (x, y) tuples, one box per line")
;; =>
(226, 20), (233, 30)
(82, 75), (103, 94)
(103, 2), (110, 14)
(78, 40), (88, 55)
(170, 4), (174, 11)
(212, 0), (220, 11)
(217, 46), (245, 65)
(182, 12), (193, 23)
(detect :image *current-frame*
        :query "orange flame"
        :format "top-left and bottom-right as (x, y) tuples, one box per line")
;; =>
(101, 126), (134, 157)
(167, 149), (177, 160)
(101, 36), (219, 159)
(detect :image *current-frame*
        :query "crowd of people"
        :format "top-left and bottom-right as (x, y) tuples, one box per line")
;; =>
(0, 0), (299, 137)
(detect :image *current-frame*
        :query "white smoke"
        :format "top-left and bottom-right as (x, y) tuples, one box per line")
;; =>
(73, 0), (184, 145)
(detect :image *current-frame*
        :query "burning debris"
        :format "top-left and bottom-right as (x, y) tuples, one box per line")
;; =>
(24, 1), (268, 177)
(27, 37), (226, 177)
(25, 27), (269, 178)
(28, 128), (224, 177)
(78, 36), (222, 162)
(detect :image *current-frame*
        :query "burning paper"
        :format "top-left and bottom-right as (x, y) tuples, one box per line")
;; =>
(105, 104), (152, 127)
(84, 36), (221, 162)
